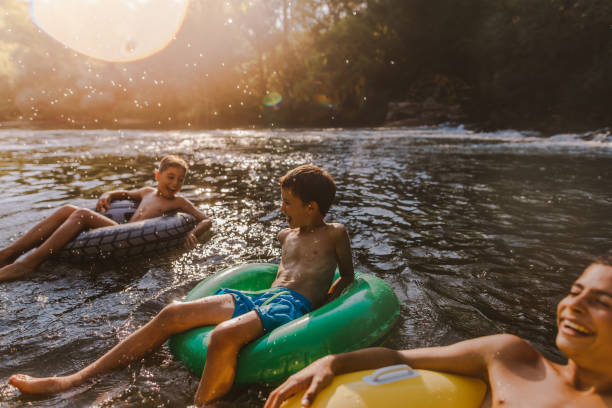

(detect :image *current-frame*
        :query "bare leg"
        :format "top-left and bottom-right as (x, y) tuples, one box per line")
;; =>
(0, 208), (117, 281)
(194, 311), (264, 406)
(9, 294), (236, 394)
(0, 205), (78, 267)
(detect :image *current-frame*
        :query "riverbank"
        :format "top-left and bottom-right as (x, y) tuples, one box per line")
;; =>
(2, 115), (610, 137)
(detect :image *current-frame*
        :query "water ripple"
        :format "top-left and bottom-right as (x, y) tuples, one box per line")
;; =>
(0, 127), (610, 406)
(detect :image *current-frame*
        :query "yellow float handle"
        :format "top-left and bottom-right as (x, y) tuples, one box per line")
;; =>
(362, 364), (420, 385)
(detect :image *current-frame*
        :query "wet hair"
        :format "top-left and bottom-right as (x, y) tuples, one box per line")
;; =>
(593, 252), (612, 267)
(159, 155), (188, 174)
(280, 164), (336, 216)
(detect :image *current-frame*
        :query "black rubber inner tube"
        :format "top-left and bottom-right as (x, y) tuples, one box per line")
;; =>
(55, 200), (197, 262)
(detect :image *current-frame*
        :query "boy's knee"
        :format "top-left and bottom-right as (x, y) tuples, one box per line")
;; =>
(209, 321), (241, 349)
(156, 302), (182, 326)
(68, 208), (96, 221)
(58, 205), (78, 217)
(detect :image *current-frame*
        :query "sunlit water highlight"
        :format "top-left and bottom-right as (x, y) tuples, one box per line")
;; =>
(30, 0), (189, 62)
(0, 126), (611, 406)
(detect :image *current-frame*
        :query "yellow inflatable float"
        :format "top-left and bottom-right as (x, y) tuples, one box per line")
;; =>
(282, 364), (486, 408)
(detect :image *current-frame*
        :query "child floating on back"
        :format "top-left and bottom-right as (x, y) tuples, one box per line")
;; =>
(0, 155), (212, 281)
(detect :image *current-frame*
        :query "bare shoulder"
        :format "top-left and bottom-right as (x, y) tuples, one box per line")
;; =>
(139, 186), (156, 196)
(483, 334), (541, 363)
(326, 222), (348, 238)
(128, 186), (155, 201)
(278, 227), (291, 243)
(171, 195), (197, 211)
(174, 195), (191, 205)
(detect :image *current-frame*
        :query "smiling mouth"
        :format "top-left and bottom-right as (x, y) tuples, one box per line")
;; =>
(561, 319), (594, 336)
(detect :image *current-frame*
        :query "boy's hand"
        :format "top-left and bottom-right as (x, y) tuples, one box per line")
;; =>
(184, 231), (199, 248)
(96, 193), (112, 212)
(264, 356), (334, 408)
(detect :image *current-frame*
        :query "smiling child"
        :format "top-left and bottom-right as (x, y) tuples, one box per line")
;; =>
(0, 155), (211, 281)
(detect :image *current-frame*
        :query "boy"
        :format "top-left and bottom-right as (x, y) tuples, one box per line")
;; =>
(0, 155), (212, 281)
(265, 255), (612, 408)
(8, 164), (355, 406)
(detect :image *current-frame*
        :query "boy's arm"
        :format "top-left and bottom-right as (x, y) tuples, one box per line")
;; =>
(178, 197), (213, 247)
(265, 335), (518, 408)
(326, 224), (354, 301)
(96, 187), (151, 212)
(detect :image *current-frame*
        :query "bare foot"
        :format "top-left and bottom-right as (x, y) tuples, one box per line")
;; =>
(9, 374), (76, 394)
(0, 262), (36, 281)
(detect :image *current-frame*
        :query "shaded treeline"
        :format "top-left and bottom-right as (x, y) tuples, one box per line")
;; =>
(1, 0), (611, 130)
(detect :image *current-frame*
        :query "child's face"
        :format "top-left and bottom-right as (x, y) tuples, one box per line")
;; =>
(155, 166), (186, 198)
(280, 188), (310, 228)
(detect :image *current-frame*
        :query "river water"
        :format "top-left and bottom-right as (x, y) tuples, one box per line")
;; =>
(0, 127), (611, 407)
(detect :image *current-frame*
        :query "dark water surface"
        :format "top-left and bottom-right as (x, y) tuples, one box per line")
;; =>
(0, 127), (611, 407)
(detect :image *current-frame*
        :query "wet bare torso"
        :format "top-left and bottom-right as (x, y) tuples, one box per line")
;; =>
(482, 340), (612, 408)
(127, 187), (184, 222)
(272, 223), (343, 308)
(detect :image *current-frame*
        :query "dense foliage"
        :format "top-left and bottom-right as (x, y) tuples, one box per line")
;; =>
(1, 0), (610, 131)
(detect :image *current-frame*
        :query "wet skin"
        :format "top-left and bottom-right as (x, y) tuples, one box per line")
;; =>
(8, 183), (354, 407)
(264, 263), (612, 408)
(0, 165), (211, 281)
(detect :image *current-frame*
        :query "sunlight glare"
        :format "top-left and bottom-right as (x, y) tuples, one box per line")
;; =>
(30, 0), (189, 62)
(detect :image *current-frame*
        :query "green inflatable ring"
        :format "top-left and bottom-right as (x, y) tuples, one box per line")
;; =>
(168, 263), (400, 385)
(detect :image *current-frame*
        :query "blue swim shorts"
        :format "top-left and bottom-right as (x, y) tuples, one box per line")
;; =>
(215, 287), (313, 332)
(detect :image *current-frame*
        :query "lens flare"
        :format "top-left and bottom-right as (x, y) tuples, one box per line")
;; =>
(262, 92), (282, 107)
(314, 93), (334, 108)
(30, 0), (189, 63)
